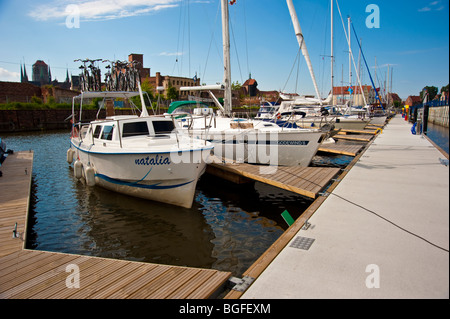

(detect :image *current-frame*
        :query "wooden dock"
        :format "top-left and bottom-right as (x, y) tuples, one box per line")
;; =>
(0, 151), (231, 299)
(207, 161), (340, 199)
(318, 142), (365, 156)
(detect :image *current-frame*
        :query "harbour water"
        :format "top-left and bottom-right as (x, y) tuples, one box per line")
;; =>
(3, 121), (447, 278)
(3, 130), (316, 277)
(426, 122), (449, 155)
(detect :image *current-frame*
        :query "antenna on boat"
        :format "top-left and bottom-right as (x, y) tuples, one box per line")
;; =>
(137, 80), (149, 117)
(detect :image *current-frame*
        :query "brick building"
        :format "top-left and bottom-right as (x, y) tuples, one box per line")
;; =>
(32, 60), (51, 85)
(405, 95), (422, 107)
(128, 53), (150, 79)
(0, 81), (42, 103)
(333, 85), (378, 105)
(148, 72), (201, 99)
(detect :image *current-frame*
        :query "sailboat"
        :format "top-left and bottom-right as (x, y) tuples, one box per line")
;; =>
(168, 0), (326, 167)
(268, 0), (370, 131)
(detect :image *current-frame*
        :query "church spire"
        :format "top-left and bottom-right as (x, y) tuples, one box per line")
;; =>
(23, 63), (28, 82)
(48, 65), (52, 83)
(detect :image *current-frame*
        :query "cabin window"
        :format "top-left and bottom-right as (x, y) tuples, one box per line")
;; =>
(93, 125), (102, 138)
(152, 121), (175, 135)
(122, 122), (149, 137)
(101, 125), (114, 140)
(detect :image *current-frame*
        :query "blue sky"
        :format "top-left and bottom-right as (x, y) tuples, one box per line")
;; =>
(0, 0), (448, 100)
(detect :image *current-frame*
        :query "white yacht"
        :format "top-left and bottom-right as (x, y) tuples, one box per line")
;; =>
(170, 0), (326, 167)
(168, 101), (326, 167)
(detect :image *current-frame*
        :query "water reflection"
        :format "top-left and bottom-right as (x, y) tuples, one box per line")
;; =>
(426, 122), (449, 155)
(2, 130), (312, 277)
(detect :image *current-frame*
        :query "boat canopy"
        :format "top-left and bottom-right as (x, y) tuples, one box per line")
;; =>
(74, 91), (141, 100)
(168, 101), (210, 114)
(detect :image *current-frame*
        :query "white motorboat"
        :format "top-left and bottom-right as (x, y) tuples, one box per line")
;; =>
(68, 91), (213, 209)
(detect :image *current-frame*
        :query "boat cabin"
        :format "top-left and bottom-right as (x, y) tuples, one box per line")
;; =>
(77, 117), (178, 145)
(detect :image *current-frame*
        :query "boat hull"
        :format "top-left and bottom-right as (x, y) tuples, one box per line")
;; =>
(188, 130), (324, 167)
(71, 142), (211, 208)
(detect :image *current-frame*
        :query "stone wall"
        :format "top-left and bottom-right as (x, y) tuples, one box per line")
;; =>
(0, 82), (42, 103)
(428, 105), (449, 128)
(0, 109), (137, 132)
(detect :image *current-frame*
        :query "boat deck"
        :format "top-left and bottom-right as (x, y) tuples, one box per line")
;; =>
(0, 152), (231, 299)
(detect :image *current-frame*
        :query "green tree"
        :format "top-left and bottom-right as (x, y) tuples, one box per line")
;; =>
(166, 84), (178, 100)
(420, 86), (438, 101)
(231, 81), (242, 90)
(441, 84), (449, 93)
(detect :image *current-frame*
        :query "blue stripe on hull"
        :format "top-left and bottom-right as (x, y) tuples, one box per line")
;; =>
(95, 173), (194, 190)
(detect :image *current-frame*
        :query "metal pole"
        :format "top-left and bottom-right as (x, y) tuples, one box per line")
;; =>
(331, 0), (334, 106)
(221, 0), (232, 116)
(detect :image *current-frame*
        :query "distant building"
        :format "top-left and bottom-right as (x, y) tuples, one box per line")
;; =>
(333, 85), (378, 105)
(405, 95), (422, 107)
(242, 78), (258, 97)
(387, 93), (402, 106)
(147, 72), (201, 99)
(128, 53), (150, 79)
(32, 60), (50, 85)
(0, 81), (42, 103)
(20, 64), (29, 83)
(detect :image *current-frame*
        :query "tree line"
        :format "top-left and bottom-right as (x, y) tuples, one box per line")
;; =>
(420, 84), (449, 101)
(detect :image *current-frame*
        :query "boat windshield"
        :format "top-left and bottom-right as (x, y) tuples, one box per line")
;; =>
(122, 122), (149, 138)
(153, 120), (176, 135)
(259, 107), (275, 113)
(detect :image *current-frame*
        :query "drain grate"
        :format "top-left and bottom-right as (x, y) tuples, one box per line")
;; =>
(290, 236), (315, 250)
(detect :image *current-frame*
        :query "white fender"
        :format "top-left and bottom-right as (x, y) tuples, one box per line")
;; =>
(74, 160), (83, 179)
(85, 166), (96, 187)
(66, 149), (74, 164)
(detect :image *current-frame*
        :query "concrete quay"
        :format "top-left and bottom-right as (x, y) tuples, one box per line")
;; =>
(241, 116), (449, 299)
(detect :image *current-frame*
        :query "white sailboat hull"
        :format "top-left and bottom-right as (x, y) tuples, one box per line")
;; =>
(185, 128), (324, 167)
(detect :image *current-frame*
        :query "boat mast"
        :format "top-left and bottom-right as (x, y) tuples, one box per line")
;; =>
(221, 0), (232, 116)
(331, 0), (334, 106)
(348, 16), (352, 96)
(286, 0), (323, 105)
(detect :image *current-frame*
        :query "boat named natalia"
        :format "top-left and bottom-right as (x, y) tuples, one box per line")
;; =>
(68, 90), (213, 209)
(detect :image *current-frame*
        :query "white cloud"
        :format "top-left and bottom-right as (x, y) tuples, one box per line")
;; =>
(418, 0), (446, 12)
(418, 6), (432, 12)
(0, 67), (20, 82)
(28, 0), (180, 22)
(159, 51), (184, 56)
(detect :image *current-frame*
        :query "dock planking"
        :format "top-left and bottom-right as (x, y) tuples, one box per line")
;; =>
(318, 142), (365, 156)
(0, 151), (231, 299)
(207, 161), (340, 199)
(334, 134), (374, 142)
